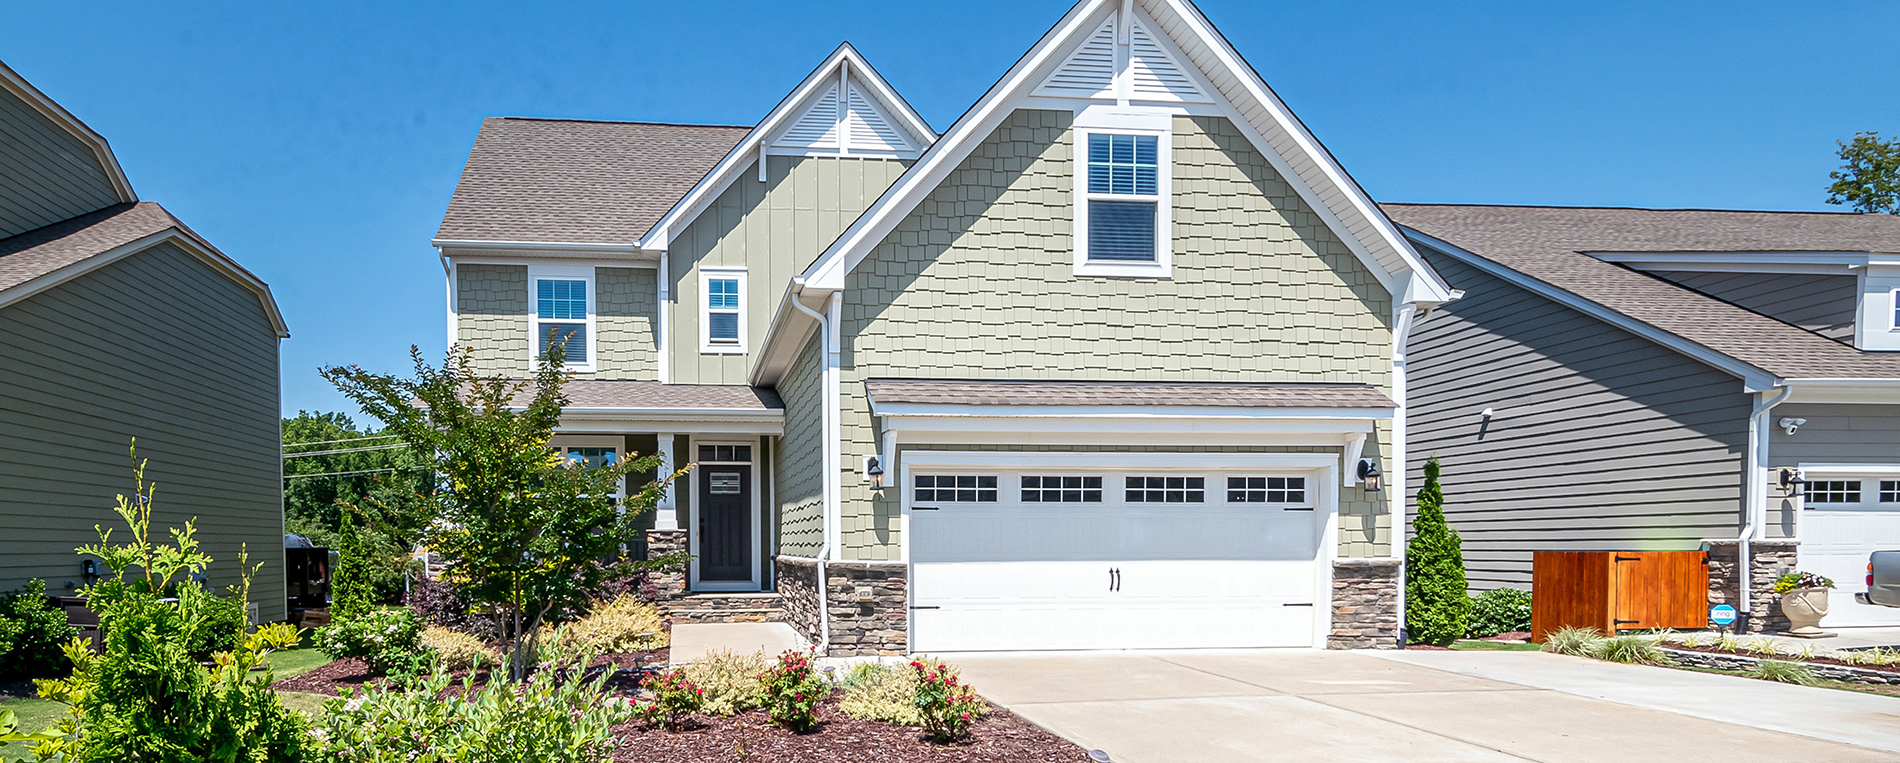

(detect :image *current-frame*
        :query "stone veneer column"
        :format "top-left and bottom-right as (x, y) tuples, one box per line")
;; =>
(773, 557), (823, 647)
(644, 529), (689, 603)
(1707, 539), (1798, 634)
(1330, 558), (1402, 649)
(773, 557), (907, 656)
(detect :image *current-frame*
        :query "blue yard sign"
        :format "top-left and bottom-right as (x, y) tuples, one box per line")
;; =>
(1710, 605), (1738, 627)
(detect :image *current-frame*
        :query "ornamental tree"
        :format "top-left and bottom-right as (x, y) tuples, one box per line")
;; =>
(322, 343), (687, 680)
(1405, 457), (1470, 645)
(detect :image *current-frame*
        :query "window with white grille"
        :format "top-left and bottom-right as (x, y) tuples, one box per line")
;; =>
(1806, 480), (1862, 504)
(1228, 476), (1306, 504)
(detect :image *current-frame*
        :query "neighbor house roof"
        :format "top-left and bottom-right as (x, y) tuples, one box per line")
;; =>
(507, 380), (783, 411)
(865, 379), (1394, 409)
(1384, 203), (1900, 381)
(0, 201), (289, 337)
(435, 118), (752, 246)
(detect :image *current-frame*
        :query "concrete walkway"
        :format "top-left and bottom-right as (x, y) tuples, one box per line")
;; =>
(668, 622), (803, 664)
(948, 650), (1900, 763)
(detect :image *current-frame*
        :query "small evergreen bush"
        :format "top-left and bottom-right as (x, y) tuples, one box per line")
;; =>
(1467, 588), (1533, 638)
(550, 595), (668, 654)
(680, 650), (768, 716)
(761, 649), (830, 732)
(184, 586), (250, 660)
(329, 510), (376, 621)
(839, 663), (924, 725)
(315, 607), (425, 675)
(1406, 458), (1470, 645)
(0, 579), (77, 679)
(420, 625), (497, 671)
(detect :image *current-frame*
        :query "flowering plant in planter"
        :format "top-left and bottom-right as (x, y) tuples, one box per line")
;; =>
(634, 667), (704, 729)
(1774, 571), (1836, 594)
(762, 649), (830, 731)
(911, 660), (985, 743)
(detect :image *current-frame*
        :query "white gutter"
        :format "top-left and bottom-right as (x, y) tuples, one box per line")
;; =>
(430, 238), (643, 253)
(1738, 385), (1793, 619)
(786, 287), (841, 654)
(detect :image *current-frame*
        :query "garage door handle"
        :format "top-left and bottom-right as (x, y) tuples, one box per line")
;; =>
(1283, 602), (1314, 607)
(909, 605), (941, 610)
(1109, 567), (1120, 592)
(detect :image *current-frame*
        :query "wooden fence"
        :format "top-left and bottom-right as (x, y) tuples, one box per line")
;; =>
(1531, 550), (1707, 642)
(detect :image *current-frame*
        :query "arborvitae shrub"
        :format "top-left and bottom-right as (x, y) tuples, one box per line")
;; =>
(1406, 458), (1470, 645)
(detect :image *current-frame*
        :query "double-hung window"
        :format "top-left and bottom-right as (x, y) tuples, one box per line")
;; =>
(1073, 112), (1171, 277)
(529, 267), (594, 371)
(700, 268), (746, 353)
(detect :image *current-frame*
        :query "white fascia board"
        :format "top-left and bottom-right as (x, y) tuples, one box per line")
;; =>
(0, 227), (290, 338)
(902, 449), (1341, 470)
(1781, 379), (1900, 405)
(636, 44), (934, 253)
(747, 280), (830, 387)
(1402, 226), (1780, 392)
(1797, 462), (1900, 475)
(1589, 251), (1884, 276)
(433, 239), (646, 255)
(0, 59), (135, 202)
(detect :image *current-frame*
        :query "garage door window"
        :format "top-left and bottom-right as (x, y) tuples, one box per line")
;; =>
(1228, 476), (1306, 504)
(1022, 476), (1102, 503)
(1882, 481), (1900, 503)
(1125, 476), (1204, 503)
(915, 475), (998, 503)
(1806, 480), (1861, 504)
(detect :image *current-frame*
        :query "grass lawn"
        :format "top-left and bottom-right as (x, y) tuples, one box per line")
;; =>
(1, 696), (66, 757)
(1451, 640), (1542, 651)
(265, 647), (334, 680)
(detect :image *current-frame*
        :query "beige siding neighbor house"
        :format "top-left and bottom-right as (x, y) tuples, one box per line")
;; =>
(0, 60), (291, 622)
(436, 1), (1453, 653)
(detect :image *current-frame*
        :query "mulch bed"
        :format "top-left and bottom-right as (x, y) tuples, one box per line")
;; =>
(1665, 643), (1900, 675)
(273, 650), (670, 696)
(610, 698), (1089, 763)
(1480, 631), (1532, 642)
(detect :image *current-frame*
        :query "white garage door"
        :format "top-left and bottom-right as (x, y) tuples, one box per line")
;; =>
(1801, 476), (1900, 627)
(909, 469), (1327, 652)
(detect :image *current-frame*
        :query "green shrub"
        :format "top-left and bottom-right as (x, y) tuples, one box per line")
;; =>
(1467, 588), (1533, 638)
(184, 586), (251, 660)
(1773, 571), (1835, 594)
(0, 579), (78, 679)
(1406, 458), (1470, 645)
(421, 625), (497, 672)
(680, 650), (767, 716)
(633, 667), (704, 730)
(551, 595), (668, 654)
(316, 607), (425, 675)
(1599, 635), (1671, 665)
(313, 649), (635, 763)
(1542, 626), (1606, 658)
(761, 649), (829, 732)
(839, 663), (923, 725)
(1750, 659), (1818, 685)
(330, 510), (377, 621)
(911, 659), (983, 743)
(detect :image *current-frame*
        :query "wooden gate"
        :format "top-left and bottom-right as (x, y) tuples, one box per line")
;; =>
(1531, 551), (1707, 642)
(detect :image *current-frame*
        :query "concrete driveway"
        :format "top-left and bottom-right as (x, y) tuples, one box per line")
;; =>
(948, 650), (1900, 763)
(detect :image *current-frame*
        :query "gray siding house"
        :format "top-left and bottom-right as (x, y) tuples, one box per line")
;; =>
(436, 0), (1457, 654)
(0, 60), (291, 621)
(1390, 204), (1900, 632)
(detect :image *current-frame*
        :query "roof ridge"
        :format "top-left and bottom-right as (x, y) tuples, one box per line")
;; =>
(491, 116), (752, 130)
(1381, 201), (1873, 217)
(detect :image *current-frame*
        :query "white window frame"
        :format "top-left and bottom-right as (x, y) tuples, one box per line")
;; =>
(549, 434), (625, 502)
(1891, 287), (1900, 332)
(698, 267), (748, 354)
(688, 436), (763, 592)
(1072, 108), (1173, 278)
(527, 265), (596, 373)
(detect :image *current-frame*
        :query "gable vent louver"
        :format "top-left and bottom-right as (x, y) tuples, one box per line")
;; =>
(778, 82), (843, 149)
(844, 79), (910, 152)
(1034, 15), (1117, 98)
(1129, 19), (1206, 102)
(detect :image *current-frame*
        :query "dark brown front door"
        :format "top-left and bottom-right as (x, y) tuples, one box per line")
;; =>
(699, 466), (751, 582)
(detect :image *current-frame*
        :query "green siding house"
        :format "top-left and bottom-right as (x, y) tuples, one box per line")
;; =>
(0, 60), (291, 622)
(435, 1), (1454, 654)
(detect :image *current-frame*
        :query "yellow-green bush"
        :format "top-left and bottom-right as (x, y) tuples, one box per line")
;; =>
(681, 650), (767, 716)
(839, 663), (922, 725)
(421, 626), (497, 671)
(551, 595), (668, 654)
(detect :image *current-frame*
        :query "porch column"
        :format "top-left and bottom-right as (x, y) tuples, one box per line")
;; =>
(655, 433), (679, 530)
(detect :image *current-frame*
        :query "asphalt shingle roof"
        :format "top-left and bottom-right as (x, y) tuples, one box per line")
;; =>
(1, 202), (185, 293)
(1383, 204), (1900, 380)
(865, 379), (1395, 409)
(506, 380), (782, 411)
(435, 117), (752, 245)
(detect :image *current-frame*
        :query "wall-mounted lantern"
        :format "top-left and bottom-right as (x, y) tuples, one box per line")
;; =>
(1357, 459), (1383, 492)
(1779, 467), (1807, 494)
(863, 454), (886, 489)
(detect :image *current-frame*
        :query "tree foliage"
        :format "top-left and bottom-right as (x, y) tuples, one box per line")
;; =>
(282, 411), (430, 604)
(322, 344), (686, 680)
(1406, 457), (1470, 646)
(328, 509), (376, 622)
(1827, 132), (1900, 214)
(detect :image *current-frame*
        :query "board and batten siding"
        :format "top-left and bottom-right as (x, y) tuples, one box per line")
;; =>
(773, 331), (825, 558)
(1649, 271), (1857, 343)
(0, 242), (285, 620)
(455, 264), (658, 379)
(668, 155), (909, 386)
(0, 87), (121, 238)
(1405, 245), (1752, 588)
(836, 110), (1396, 561)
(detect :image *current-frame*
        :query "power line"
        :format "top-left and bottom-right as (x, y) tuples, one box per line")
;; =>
(282, 433), (402, 449)
(282, 443), (413, 459)
(283, 465), (432, 480)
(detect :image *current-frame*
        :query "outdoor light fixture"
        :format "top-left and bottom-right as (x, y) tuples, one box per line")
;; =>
(1779, 468), (1808, 492)
(863, 454), (885, 488)
(1779, 417), (1806, 436)
(1357, 459), (1383, 492)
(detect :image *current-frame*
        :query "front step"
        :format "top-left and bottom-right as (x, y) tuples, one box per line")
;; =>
(666, 592), (783, 624)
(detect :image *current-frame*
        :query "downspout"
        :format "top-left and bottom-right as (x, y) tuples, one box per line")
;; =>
(1738, 385), (1792, 624)
(657, 250), (671, 384)
(1389, 303), (1421, 645)
(787, 288), (837, 654)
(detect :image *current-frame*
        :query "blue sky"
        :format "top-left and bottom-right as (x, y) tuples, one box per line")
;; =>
(4, 1), (1897, 417)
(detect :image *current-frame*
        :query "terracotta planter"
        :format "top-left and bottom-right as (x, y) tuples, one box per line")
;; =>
(1780, 587), (1832, 637)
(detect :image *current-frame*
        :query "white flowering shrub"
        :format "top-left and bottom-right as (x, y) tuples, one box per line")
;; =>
(311, 648), (635, 763)
(315, 607), (425, 676)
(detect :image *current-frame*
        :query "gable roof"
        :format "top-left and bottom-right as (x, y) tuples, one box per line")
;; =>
(0, 58), (136, 204)
(798, 0), (1453, 304)
(434, 118), (751, 247)
(0, 201), (289, 337)
(1385, 203), (1900, 383)
(636, 43), (934, 252)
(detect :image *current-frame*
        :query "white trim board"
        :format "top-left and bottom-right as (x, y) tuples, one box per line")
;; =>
(1797, 463), (1900, 476)
(687, 435), (765, 592)
(0, 226), (290, 338)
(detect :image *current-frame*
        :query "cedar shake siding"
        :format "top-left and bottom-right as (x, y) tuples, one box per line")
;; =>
(1406, 244), (1752, 588)
(455, 263), (529, 375)
(455, 263), (660, 380)
(0, 242), (285, 620)
(836, 110), (1396, 561)
(774, 331), (826, 558)
(0, 87), (121, 237)
(594, 267), (659, 380)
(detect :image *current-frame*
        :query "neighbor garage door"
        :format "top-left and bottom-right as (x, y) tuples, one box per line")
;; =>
(1802, 475), (1900, 627)
(908, 466), (1327, 652)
